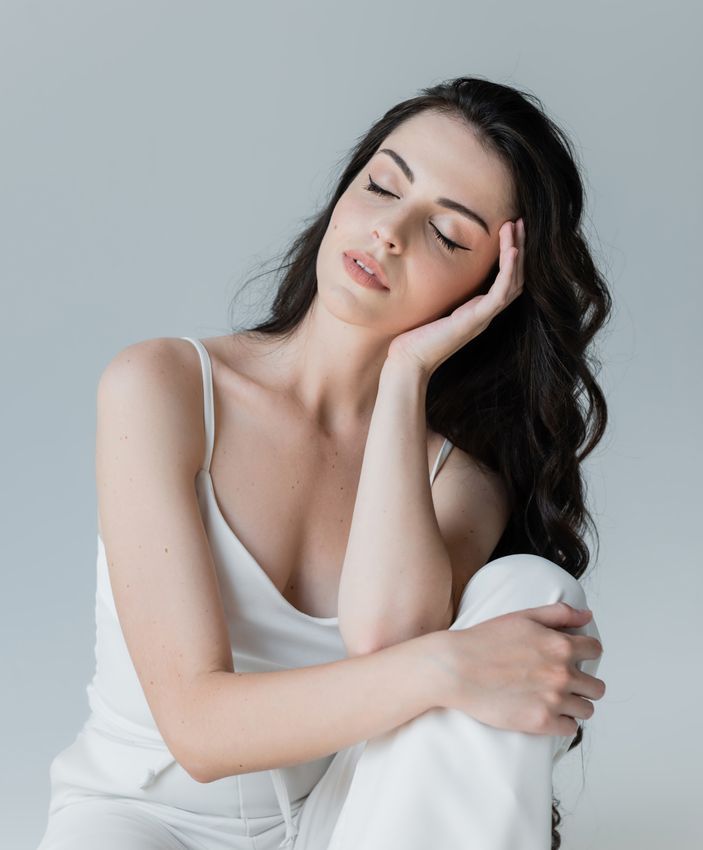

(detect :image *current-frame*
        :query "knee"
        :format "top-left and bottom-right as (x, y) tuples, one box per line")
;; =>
(489, 553), (586, 607)
(452, 552), (589, 627)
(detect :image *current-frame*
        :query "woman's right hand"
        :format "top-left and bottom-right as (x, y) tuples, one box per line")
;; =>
(431, 602), (606, 737)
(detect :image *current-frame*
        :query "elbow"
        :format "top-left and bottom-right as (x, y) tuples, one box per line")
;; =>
(184, 757), (212, 784)
(169, 674), (225, 783)
(159, 704), (215, 783)
(341, 624), (391, 657)
(165, 734), (213, 784)
(182, 749), (240, 784)
(339, 619), (392, 656)
(175, 721), (241, 785)
(342, 613), (452, 657)
(344, 639), (381, 658)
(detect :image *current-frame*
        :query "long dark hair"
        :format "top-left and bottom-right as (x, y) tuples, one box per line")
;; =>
(229, 76), (612, 848)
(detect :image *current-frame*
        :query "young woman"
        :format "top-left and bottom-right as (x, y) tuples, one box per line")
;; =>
(38, 76), (610, 850)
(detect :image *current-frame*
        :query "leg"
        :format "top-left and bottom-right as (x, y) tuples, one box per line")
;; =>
(294, 553), (602, 850)
(36, 798), (190, 850)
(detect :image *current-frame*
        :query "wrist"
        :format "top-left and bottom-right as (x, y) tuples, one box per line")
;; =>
(412, 629), (456, 712)
(381, 355), (430, 389)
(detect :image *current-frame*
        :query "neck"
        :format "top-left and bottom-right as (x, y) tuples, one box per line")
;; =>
(241, 297), (395, 436)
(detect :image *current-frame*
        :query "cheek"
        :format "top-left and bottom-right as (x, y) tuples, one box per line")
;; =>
(407, 258), (461, 316)
(332, 191), (364, 223)
(415, 257), (496, 320)
(449, 248), (500, 299)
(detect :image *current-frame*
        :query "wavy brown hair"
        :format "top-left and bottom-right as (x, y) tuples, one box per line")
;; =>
(228, 75), (613, 848)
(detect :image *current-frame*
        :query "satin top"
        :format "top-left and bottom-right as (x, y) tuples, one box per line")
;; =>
(81, 335), (456, 844)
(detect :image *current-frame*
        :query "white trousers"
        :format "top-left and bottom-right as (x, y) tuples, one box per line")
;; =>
(37, 553), (601, 850)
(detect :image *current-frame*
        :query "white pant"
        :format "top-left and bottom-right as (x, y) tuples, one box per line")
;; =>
(37, 553), (601, 850)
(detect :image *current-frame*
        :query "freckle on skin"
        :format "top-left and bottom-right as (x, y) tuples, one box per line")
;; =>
(164, 547), (168, 553)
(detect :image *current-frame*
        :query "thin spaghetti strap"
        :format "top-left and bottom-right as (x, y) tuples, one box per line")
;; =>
(179, 337), (215, 473)
(429, 436), (454, 486)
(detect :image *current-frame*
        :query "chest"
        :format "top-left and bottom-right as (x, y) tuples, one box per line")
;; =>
(208, 399), (443, 620)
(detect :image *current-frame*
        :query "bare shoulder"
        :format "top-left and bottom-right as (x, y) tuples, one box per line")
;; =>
(99, 336), (204, 398)
(98, 336), (206, 460)
(431, 442), (511, 618)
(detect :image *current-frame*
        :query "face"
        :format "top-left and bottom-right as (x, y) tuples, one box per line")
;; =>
(316, 109), (518, 334)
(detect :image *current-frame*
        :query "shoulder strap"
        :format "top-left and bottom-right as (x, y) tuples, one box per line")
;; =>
(430, 437), (454, 486)
(179, 337), (215, 472)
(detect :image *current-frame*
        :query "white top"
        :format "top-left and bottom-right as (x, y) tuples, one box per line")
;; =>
(82, 335), (455, 843)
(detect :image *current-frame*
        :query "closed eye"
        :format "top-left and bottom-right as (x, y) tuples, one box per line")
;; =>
(363, 174), (469, 254)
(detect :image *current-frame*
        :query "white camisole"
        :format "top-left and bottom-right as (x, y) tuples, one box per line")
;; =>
(81, 335), (456, 840)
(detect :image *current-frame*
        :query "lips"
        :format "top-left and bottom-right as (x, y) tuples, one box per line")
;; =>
(344, 250), (390, 289)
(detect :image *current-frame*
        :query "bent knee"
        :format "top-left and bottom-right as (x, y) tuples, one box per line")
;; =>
(491, 553), (585, 603)
(453, 553), (589, 626)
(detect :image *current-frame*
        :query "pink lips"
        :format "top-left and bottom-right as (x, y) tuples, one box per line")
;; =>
(342, 253), (390, 291)
(343, 250), (389, 289)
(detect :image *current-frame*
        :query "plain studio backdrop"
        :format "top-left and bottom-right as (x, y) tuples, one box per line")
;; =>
(1, 1), (700, 848)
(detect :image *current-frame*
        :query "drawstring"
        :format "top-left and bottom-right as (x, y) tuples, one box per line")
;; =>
(137, 750), (178, 789)
(270, 768), (299, 848)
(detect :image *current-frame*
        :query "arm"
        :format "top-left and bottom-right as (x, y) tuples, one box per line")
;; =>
(337, 361), (453, 652)
(189, 633), (444, 782)
(338, 359), (510, 655)
(338, 219), (525, 653)
(96, 338), (446, 785)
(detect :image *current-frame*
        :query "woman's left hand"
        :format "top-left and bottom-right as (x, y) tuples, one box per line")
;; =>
(385, 217), (525, 378)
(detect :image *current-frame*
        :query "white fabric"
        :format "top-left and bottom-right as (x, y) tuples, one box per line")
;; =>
(39, 336), (470, 848)
(295, 555), (601, 849)
(39, 552), (600, 850)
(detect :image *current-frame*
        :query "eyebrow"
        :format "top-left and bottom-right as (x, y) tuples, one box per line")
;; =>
(378, 148), (491, 236)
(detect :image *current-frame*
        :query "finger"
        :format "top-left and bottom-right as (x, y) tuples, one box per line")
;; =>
(502, 222), (521, 304)
(516, 217), (526, 287)
(560, 694), (596, 721)
(569, 670), (607, 701)
(467, 224), (520, 327)
(568, 633), (604, 663)
(521, 601), (592, 627)
(482, 223), (517, 313)
(509, 220), (523, 299)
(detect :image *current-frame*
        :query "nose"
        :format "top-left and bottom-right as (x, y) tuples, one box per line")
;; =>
(372, 219), (403, 252)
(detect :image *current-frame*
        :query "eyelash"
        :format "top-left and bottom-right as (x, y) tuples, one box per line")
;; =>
(363, 174), (461, 254)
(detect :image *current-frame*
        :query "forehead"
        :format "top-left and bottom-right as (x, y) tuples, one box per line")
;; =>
(375, 110), (516, 224)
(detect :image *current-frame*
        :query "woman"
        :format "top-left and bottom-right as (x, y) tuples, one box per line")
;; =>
(38, 76), (610, 850)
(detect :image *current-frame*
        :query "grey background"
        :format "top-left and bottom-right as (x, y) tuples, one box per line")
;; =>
(2, 1), (701, 848)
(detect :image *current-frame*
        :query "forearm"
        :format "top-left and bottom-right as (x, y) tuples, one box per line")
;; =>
(184, 630), (445, 783)
(338, 360), (453, 653)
